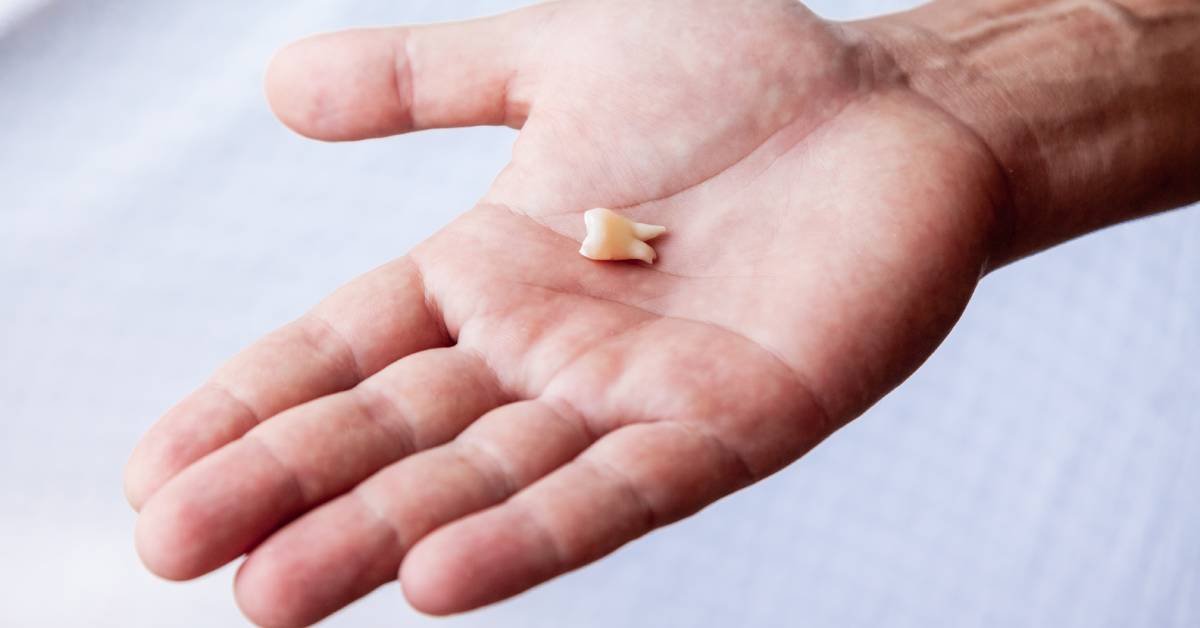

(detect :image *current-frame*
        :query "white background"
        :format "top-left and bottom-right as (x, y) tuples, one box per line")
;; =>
(1, 1), (1197, 626)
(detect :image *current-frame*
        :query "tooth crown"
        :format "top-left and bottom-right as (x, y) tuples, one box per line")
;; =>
(578, 208), (667, 264)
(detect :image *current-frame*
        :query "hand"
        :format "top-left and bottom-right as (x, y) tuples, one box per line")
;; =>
(125, 0), (1008, 625)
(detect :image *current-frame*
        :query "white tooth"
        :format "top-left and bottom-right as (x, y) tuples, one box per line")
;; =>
(633, 222), (667, 240)
(578, 208), (666, 264)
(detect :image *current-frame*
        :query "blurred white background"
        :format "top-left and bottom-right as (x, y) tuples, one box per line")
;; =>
(1, 0), (1197, 626)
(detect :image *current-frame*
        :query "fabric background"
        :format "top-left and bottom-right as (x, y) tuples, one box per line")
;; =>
(1, 1), (1196, 626)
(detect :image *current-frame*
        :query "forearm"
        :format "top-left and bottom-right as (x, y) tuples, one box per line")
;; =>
(859, 0), (1200, 265)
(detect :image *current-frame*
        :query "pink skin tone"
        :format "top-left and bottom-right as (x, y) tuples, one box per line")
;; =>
(123, 0), (1199, 626)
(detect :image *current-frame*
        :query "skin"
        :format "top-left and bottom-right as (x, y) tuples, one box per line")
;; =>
(123, 0), (1200, 625)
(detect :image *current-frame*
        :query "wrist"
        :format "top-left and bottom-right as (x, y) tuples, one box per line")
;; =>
(854, 0), (1200, 265)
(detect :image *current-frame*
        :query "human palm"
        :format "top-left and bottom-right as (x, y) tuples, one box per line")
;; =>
(127, 1), (1007, 625)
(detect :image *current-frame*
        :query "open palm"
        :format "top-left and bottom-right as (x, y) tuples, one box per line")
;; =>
(126, 1), (1008, 625)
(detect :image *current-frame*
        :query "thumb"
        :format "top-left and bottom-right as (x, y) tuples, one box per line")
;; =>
(265, 5), (551, 141)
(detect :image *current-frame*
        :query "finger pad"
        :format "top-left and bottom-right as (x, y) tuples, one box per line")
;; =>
(236, 496), (400, 627)
(265, 30), (410, 141)
(124, 389), (254, 510)
(401, 509), (552, 615)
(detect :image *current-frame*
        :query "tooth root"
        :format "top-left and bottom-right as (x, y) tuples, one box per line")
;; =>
(633, 222), (667, 241)
(626, 240), (657, 263)
(578, 208), (667, 263)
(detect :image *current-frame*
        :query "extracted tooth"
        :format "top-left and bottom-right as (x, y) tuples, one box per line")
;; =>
(578, 208), (667, 263)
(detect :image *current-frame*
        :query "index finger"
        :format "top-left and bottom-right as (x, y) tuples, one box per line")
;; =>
(123, 256), (448, 509)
